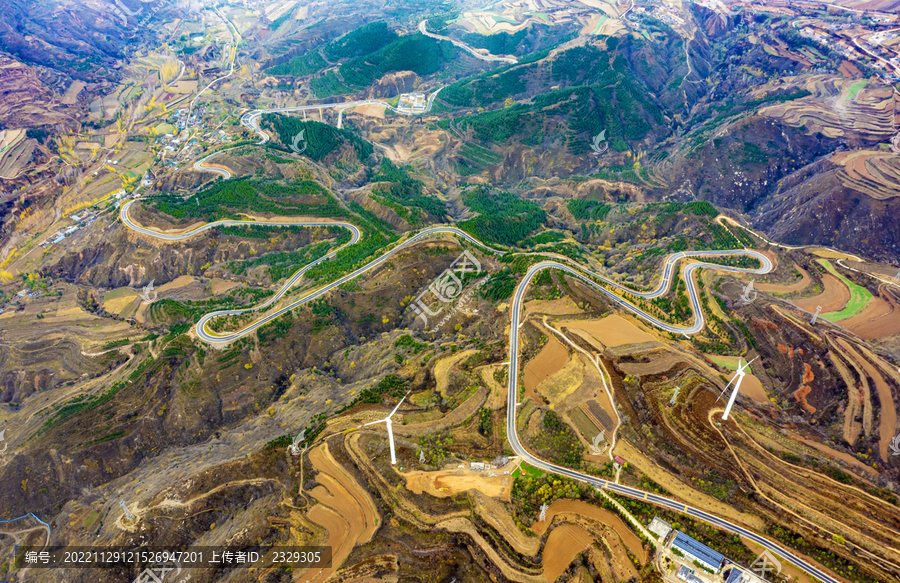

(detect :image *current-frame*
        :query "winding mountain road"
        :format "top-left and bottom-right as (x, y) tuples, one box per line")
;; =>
(122, 199), (770, 340)
(193, 150), (233, 178)
(122, 200), (845, 583)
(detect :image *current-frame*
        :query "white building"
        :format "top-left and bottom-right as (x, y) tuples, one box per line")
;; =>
(649, 517), (673, 539)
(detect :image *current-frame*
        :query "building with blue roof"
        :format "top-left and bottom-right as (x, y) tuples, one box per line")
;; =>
(672, 531), (725, 572)
(725, 566), (751, 583)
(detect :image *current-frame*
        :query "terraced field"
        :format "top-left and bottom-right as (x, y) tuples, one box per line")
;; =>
(832, 150), (900, 200)
(761, 76), (895, 142)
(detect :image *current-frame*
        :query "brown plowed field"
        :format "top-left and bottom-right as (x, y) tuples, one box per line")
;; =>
(543, 524), (595, 582)
(559, 315), (656, 348)
(793, 274), (850, 313)
(523, 297), (583, 319)
(535, 355), (584, 408)
(737, 373), (768, 403)
(300, 504), (349, 583)
(531, 499), (646, 562)
(755, 263), (811, 293)
(298, 443), (380, 583)
(843, 290), (900, 339)
(523, 335), (568, 402)
(313, 444), (380, 543)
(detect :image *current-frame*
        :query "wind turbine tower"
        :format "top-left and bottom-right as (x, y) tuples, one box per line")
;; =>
(361, 390), (411, 464)
(717, 358), (758, 421)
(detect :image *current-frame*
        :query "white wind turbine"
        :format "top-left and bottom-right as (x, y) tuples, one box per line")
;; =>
(360, 390), (411, 465)
(717, 357), (758, 421)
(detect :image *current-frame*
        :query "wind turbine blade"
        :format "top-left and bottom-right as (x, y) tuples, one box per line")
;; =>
(387, 390), (412, 420)
(716, 373), (738, 402)
(362, 419), (386, 427)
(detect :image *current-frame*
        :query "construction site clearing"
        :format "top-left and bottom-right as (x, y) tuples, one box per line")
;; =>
(403, 458), (522, 500)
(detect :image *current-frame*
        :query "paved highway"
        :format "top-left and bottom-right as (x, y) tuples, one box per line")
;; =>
(505, 262), (840, 583)
(122, 201), (502, 342)
(527, 250), (771, 334)
(122, 202), (841, 582)
(193, 150), (233, 179)
(123, 200), (771, 340)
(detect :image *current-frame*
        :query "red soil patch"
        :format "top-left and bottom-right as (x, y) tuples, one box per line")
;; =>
(802, 362), (814, 385)
(794, 363), (816, 414)
(752, 318), (779, 332)
(523, 335), (568, 403)
(794, 386), (815, 414)
(793, 274), (850, 313)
